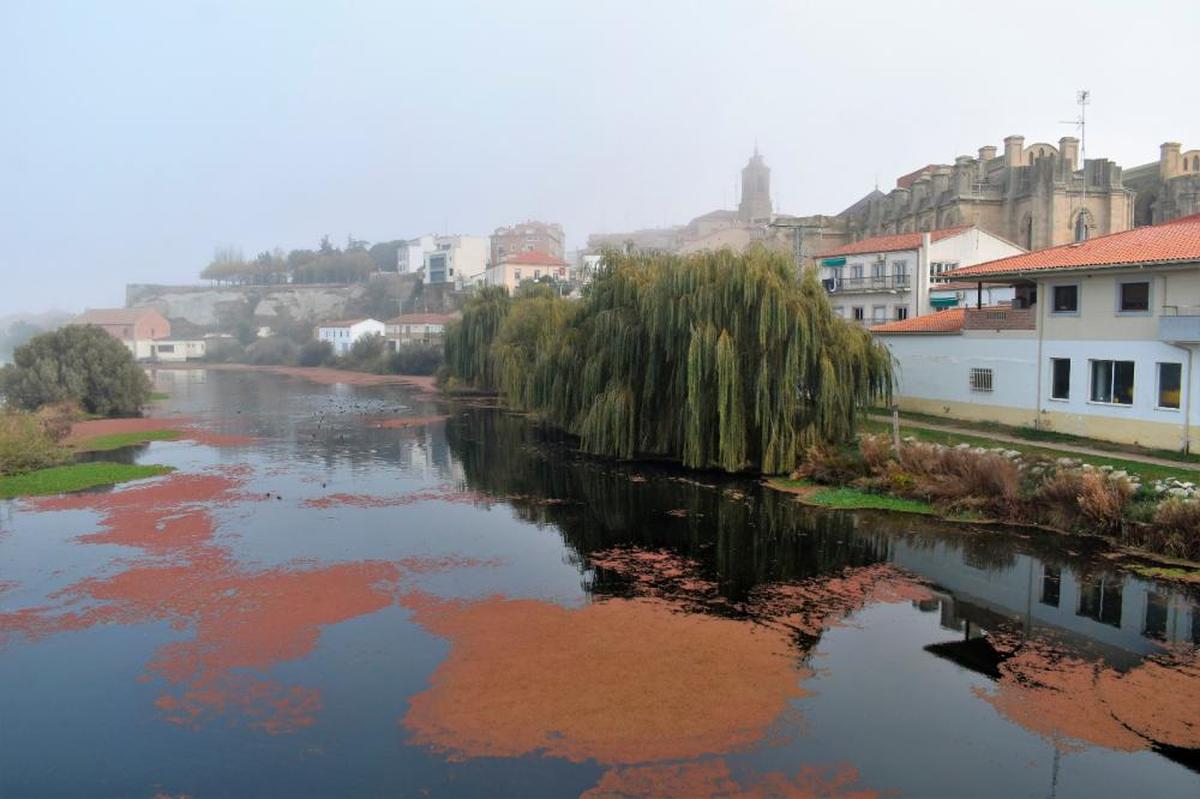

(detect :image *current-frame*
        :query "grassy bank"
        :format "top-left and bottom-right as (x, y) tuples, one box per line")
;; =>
(74, 429), (182, 452)
(0, 462), (174, 499)
(768, 478), (937, 515)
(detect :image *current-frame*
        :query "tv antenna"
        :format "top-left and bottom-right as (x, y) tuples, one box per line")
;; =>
(1060, 89), (1090, 164)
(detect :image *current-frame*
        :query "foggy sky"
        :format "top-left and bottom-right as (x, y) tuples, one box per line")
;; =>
(2, 0), (1197, 316)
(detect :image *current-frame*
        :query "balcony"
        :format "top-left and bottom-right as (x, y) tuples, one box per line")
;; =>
(1159, 307), (1200, 343)
(823, 275), (911, 294)
(962, 306), (1036, 331)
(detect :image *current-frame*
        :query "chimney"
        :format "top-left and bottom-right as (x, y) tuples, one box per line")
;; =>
(911, 176), (930, 210)
(978, 145), (997, 162)
(931, 166), (952, 197)
(1004, 135), (1025, 166)
(1058, 136), (1079, 172)
(1161, 142), (1183, 180)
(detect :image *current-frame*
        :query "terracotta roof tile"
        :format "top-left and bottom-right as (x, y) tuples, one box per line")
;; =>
(74, 308), (162, 325)
(386, 313), (458, 325)
(947, 214), (1200, 278)
(818, 225), (974, 258)
(870, 308), (965, 334)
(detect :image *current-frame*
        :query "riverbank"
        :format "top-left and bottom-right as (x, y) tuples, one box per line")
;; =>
(0, 462), (174, 499)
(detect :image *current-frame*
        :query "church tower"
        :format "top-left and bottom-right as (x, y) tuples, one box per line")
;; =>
(738, 147), (772, 223)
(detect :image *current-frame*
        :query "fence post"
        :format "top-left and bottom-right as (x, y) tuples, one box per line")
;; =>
(891, 404), (902, 453)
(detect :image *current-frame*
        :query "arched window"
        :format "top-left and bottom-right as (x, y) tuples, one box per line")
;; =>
(1193, 155), (1199, 172)
(1028, 152), (1034, 165)
(1021, 215), (1033, 250)
(1074, 210), (1092, 242)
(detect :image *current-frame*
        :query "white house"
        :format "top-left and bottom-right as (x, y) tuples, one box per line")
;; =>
(817, 226), (1024, 326)
(398, 235), (436, 275)
(874, 214), (1200, 452)
(424, 235), (489, 287)
(315, 318), (386, 356)
(149, 339), (207, 362)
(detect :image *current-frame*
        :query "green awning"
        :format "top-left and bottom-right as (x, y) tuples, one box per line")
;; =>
(930, 296), (959, 308)
(821, 256), (846, 267)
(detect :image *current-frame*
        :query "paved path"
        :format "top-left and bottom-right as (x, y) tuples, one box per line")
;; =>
(868, 414), (1199, 472)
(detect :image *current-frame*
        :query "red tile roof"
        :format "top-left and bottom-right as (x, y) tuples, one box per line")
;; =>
(947, 214), (1200, 278)
(870, 308), (965, 334)
(74, 308), (163, 325)
(895, 164), (943, 189)
(818, 225), (974, 258)
(500, 250), (568, 267)
(386, 313), (458, 325)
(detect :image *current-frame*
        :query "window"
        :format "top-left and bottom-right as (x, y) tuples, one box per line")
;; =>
(1158, 362), (1182, 409)
(1040, 566), (1061, 607)
(1050, 358), (1071, 400)
(892, 261), (908, 286)
(850, 264), (864, 280)
(1119, 281), (1150, 313)
(852, 306), (865, 322)
(895, 306), (909, 321)
(156, 344), (175, 353)
(1090, 359), (1135, 405)
(1052, 284), (1078, 313)
(969, 368), (993, 392)
(871, 305), (886, 322)
(1074, 212), (1090, 242)
(871, 262), (886, 280)
(1078, 576), (1122, 628)
(1144, 592), (1169, 640)
(833, 306), (844, 318)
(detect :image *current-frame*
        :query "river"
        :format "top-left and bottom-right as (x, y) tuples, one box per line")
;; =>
(1, 368), (1198, 798)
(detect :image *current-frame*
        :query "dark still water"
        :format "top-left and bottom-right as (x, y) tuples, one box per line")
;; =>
(2, 368), (1198, 798)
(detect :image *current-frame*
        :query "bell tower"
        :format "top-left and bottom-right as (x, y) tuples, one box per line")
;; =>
(738, 146), (772, 223)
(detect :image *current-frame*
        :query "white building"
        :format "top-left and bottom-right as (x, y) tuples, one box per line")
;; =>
(424, 235), (489, 287)
(398, 235), (436, 275)
(873, 214), (1200, 451)
(484, 251), (569, 294)
(818, 226), (1024, 326)
(315, 318), (386, 356)
(149, 339), (207, 362)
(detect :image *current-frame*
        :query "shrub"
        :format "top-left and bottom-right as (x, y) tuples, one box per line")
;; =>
(0, 412), (68, 476)
(387, 344), (443, 376)
(895, 442), (1021, 517)
(2, 326), (151, 416)
(797, 444), (869, 486)
(298, 340), (335, 367)
(203, 338), (246, 363)
(36, 401), (82, 442)
(1143, 499), (1200, 560)
(244, 336), (299, 366)
(1035, 469), (1133, 534)
(858, 433), (893, 472)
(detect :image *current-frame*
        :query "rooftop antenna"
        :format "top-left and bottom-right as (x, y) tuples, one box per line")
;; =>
(1060, 89), (1091, 233)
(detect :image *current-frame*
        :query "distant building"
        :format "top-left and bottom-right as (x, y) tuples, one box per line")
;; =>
(425, 235), (489, 287)
(385, 313), (458, 350)
(1123, 142), (1200, 227)
(490, 221), (565, 267)
(817, 226), (1023, 325)
(149, 339), (207, 362)
(485, 251), (569, 294)
(874, 214), (1200, 451)
(738, 147), (772, 223)
(398, 235), (437, 275)
(73, 308), (172, 360)
(315, 318), (386, 356)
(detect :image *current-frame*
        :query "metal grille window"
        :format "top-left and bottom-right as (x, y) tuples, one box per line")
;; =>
(969, 368), (994, 392)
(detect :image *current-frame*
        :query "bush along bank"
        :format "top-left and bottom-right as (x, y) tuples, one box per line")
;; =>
(775, 434), (1200, 564)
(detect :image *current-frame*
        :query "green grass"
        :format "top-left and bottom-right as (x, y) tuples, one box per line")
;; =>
(0, 462), (175, 499)
(768, 478), (937, 516)
(75, 429), (183, 452)
(149, 392), (170, 401)
(861, 419), (1198, 484)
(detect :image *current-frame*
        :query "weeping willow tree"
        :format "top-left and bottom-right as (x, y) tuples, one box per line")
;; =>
(444, 285), (511, 391)
(445, 247), (893, 474)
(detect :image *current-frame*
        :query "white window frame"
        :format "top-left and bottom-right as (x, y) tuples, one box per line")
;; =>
(1049, 357), (1071, 401)
(1088, 359), (1135, 406)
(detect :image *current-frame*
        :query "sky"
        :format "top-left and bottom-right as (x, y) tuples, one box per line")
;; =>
(1, 0), (1197, 316)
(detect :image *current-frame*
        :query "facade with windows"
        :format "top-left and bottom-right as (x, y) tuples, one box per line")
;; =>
(384, 313), (458, 351)
(422, 235), (488, 287)
(315, 318), (386, 356)
(817, 226), (1022, 327)
(872, 214), (1200, 451)
(484, 251), (569, 294)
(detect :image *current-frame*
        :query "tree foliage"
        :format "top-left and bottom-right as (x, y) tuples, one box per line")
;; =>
(443, 248), (894, 474)
(2, 326), (152, 416)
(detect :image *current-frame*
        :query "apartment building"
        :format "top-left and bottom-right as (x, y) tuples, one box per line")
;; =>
(874, 214), (1200, 451)
(818, 226), (1023, 326)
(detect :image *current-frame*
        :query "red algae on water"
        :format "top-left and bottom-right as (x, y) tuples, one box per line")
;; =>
(401, 594), (810, 765)
(976, 630), (1200, 753)
(582, 759), (880, 799)
(66, 417), (256, 448)
(303, 485), (486, 509)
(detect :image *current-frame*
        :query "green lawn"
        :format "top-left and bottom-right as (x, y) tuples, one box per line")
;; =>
(0, 462), (175, 499)
(861, 419), (1198, 484)
(75, 429), (183, 452)
(768, 478), (937, 516)
(149, 392), (170, 401)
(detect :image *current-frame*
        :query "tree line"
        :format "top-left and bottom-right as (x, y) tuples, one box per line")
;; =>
(200, 235), (408, 286)
(443, 247), (894, 474)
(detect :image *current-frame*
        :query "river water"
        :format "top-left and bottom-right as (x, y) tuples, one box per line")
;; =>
(1, 368), (1198, 798)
